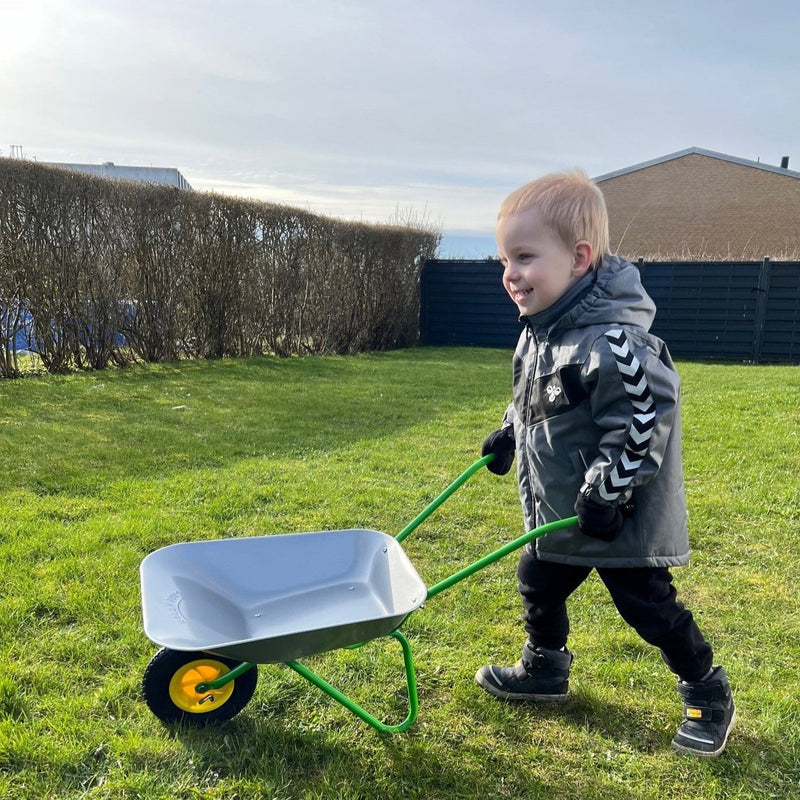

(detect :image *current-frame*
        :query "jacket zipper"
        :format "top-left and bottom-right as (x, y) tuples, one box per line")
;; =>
(522, 324), (538, 527)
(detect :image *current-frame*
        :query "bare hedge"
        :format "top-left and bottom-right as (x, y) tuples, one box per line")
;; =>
(0, 158), (439, 376)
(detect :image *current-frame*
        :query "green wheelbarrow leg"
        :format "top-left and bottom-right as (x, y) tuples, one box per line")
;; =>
(285, 629), (419, 734)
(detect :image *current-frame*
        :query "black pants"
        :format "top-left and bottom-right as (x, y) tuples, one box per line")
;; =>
(516, 549), (714, 682)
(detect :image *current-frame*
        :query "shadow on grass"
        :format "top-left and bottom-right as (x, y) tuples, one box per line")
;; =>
(169, 710), (664, 800)
(148, 661), (790, 800)
(1, 349), (509, 497)
(462, 689), (788, 795)
(162, 672), (642, 800)
(170, 715), (585, 800)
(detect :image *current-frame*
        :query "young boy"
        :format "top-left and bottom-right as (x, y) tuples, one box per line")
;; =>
(476, 169), (735, 757)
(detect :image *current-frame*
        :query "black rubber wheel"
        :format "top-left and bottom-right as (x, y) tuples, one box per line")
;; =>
(142, 648), (258, 726)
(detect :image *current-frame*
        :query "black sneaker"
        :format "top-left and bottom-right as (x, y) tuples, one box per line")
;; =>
(475, 642), (573, 702)
(672, 666), (736, 757)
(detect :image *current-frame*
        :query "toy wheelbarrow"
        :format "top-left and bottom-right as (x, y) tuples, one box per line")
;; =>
(139, 455), (577, 732)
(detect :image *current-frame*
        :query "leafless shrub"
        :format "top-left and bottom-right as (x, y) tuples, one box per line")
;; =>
(0, 159), (440, 375)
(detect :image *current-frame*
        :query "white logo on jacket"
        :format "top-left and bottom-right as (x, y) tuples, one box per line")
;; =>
(545, 384), (562, 403)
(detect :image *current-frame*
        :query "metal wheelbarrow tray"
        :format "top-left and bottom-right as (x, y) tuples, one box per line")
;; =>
(140, 528), (427, 664)
(139, 455), (577, 732)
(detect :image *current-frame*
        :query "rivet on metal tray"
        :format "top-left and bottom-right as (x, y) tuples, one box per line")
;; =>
(348, 586), (355, 590)
(253, 613), (262, 617)
(382, 547), (388, 553)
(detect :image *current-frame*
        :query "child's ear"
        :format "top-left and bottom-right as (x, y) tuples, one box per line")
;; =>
(573, 241), (593, 276)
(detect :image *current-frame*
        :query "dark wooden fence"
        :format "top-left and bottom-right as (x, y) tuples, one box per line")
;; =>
(420, 258), (800, 364)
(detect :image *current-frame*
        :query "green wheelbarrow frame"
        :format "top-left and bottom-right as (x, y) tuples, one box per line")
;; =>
(190, 454), (578, 733)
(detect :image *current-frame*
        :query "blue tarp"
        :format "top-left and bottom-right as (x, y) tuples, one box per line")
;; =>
(3, 306), (129, 354)
(2, 306), (33, 353)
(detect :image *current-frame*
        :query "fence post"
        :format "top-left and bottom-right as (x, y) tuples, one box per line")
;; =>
(752, 256), (772, 364)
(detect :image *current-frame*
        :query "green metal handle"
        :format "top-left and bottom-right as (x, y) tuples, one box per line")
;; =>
(425, 515), (579, 600)
(396, 454), (494, 543)
(395, 454), (578, 600)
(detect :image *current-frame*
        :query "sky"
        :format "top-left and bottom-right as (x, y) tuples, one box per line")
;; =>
(1, 0), (799, 257)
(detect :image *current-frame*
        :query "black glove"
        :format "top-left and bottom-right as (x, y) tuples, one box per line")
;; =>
(575, 493), (623, 541)
(481, 427), (515, 475)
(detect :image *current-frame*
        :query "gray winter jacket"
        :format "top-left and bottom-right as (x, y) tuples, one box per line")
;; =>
(502, 254), (689, 568)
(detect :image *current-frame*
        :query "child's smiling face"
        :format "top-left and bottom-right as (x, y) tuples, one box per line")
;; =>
(496, 208), (590, 317)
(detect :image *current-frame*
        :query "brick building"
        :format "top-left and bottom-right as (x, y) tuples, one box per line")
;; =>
(595, 147), (800, 261)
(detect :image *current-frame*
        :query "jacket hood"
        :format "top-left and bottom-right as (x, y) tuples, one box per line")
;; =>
(535, 254), (656, 335)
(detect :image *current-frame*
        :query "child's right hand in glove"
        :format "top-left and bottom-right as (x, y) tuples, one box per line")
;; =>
(481, 427), (515, 475)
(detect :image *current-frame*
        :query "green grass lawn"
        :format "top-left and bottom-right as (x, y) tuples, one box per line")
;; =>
(0, 348), (798, 799)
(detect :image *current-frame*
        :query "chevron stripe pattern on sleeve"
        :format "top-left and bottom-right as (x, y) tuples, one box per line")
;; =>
(598, 329), (657, 503)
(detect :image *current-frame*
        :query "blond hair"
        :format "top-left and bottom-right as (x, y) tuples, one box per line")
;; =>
(498, 169), (609, 267)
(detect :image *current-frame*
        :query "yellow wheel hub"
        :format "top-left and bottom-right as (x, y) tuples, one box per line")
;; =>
(168, 659), (235, 714)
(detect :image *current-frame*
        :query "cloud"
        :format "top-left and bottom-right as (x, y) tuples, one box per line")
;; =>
(2, 0), (798, 239)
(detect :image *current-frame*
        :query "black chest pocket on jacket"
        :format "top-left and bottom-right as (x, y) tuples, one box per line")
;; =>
(525, 364), (587, 425)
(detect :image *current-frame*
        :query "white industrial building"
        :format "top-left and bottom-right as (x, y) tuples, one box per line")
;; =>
(43, 161), (192, 190)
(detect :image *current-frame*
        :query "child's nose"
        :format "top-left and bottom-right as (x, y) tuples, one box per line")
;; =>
(503, 260), (520, 279)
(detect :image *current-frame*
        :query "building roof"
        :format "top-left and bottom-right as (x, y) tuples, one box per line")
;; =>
(43, 161), (192, 190)
(594, 147), (800, 261)
(594, 146), (800, 183)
